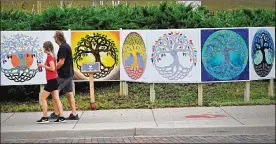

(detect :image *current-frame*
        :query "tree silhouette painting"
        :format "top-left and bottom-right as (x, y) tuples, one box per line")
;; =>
(122, 32), (146, 80)
(1, 33), (43, 83)
(201, 29), (248, 81)
(151, 31), (198, 80)
(252, 29), (274, 77)
(73, 33), (119, 79)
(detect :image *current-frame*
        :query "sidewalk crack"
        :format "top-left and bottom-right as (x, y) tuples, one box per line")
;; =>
(219, 107), (244, 125)
(1, 113), (15, 124)
(151, 109), (158, 127)
(134, 127), (137, 136)
(73, 111), (84, 129)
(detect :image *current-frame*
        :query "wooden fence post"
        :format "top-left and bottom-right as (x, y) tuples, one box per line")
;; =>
(122, 81), (128, 96)
(150, 83), (155, 103)
(60, 0), (63, 8)
(268, 79), (275, 97)
(37, 1), (41, 13)
(244, 81), (250, 102)
(89, 73), (96, 109)
(120, 81), (123, 95)
(198, 83), (203, 106)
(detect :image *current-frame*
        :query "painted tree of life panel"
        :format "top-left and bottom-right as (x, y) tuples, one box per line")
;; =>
(122, 32), (146, 80)
(1, 31), (46, 85)
(72, 31), (120, 81)
(148, 29), (201, 83)
(201, 28), (249, 82)
(249, 27), (275, 80)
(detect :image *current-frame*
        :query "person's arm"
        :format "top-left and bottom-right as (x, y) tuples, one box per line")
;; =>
(56, 58), (65, 70)
(37, 55), (55, 72)
(56, 47), (67, 70)
(44, 60), (55, 72)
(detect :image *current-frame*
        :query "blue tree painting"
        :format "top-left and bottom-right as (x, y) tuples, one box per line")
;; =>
(252, 28), (275, 77)
(201, 29), (249, 82)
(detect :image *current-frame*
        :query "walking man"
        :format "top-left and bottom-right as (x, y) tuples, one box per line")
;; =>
(50, 31), (79, 120)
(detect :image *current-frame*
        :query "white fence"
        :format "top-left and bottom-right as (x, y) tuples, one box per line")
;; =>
(1, 27), (275, 104)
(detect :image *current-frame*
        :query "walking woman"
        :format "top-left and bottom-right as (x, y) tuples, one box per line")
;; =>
(37, 41), (66, 123)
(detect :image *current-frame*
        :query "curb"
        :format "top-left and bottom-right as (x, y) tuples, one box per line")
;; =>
(1, 125), (275, 140)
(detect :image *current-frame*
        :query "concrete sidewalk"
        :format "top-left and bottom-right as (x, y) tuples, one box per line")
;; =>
(1, 105), (275, 140)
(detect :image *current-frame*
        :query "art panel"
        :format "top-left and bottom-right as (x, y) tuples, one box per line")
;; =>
(201, 28), (249, 82)
(120, 30), (149, 82)
(1, 31), (47, 85)
(249, 27), (275, 80)
(147, 29), (201, 83)
(71, 31), (120, 81)
(2, 27), (273, 85)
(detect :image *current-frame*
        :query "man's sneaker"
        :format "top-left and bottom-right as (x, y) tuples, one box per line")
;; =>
(37, 117), (49, 124)
(54, 117), (66, 123)
(49, 112), (59, 119)
(66, 113), (79, 120)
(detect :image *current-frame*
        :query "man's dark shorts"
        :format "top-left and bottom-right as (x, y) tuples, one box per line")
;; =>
(57, 77), (74, 93)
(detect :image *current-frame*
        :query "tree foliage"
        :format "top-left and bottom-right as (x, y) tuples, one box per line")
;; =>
(73, 33), (119, 79)
(1, 2), (275, 31)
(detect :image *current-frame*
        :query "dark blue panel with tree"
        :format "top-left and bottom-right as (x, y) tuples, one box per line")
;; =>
(252, 29), (275, 77)
(201, 29), (249, 81)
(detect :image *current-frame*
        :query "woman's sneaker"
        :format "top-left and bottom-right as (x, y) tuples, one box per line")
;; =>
(54, 117), (66, 123)
(37, 117), (49, 124)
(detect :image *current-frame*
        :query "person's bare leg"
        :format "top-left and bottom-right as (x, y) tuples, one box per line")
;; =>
(51, 90), (64, 117)
(66, 92), (76, 115)
(52, 96), (59, 115)
(41, 90), (51, 117)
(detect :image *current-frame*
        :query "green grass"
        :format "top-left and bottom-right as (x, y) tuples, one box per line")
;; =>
(1, 81), (275, 112)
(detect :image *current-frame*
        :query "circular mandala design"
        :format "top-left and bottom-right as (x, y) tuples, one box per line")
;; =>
(73, 33), (119, 80)
(1, 33), (43, 82)
(151, 32), (197, 80)
(122, 32), (146, 80)
(202, 30), (248, 80)
(252, 29), (275, 77)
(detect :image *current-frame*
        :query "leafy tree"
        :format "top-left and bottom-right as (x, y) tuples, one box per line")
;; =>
(73, 33), (119, 79)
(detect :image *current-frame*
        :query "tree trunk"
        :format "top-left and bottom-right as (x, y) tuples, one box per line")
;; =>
(74, 69), (89, 80)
